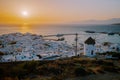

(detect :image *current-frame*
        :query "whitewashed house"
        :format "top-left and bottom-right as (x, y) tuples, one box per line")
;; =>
(99, 42), (120, 53)
(95, 43), (103, 53)
(84, 37), (96, 57)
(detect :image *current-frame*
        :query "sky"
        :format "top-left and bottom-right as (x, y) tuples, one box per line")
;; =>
(0, 0), (120, 24)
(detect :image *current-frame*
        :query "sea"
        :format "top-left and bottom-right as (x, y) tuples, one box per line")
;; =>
(0, 24), (120, 44)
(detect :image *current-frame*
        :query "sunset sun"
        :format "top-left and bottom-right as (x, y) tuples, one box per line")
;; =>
(22, 11), (28, 17)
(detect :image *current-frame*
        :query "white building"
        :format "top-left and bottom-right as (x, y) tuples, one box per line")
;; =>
(0, 33), (76, 62)
(84, 37), (96, 57)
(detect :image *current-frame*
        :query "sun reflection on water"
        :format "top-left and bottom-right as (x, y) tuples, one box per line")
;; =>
(20, 23), (32, 33)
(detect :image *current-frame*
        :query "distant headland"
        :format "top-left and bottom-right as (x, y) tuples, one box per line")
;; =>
(112, 23), (120, 25)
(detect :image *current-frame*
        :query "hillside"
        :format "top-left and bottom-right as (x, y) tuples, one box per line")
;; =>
(0, 57), (120, 80)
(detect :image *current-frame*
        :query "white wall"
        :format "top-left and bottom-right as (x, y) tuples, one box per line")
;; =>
(84, 44), (96, 57)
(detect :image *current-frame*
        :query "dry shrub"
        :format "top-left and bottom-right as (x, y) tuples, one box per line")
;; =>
(102, 66), (119, 73)
(74, 67), (88, 76)
(1, 77), (18, 80)
(87, 66), (104, 74)
(37, 63), (62, 76)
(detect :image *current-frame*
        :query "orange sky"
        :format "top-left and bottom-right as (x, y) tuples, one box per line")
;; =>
(0, 0), (120, 24)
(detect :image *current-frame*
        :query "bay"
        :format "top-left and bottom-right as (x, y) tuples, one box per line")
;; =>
(0, 24), (120, 44)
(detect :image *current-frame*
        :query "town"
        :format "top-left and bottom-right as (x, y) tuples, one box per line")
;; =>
(0, 32), (120, 62)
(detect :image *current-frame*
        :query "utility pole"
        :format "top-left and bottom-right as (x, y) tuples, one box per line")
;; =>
(75, 33), (78, 56)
